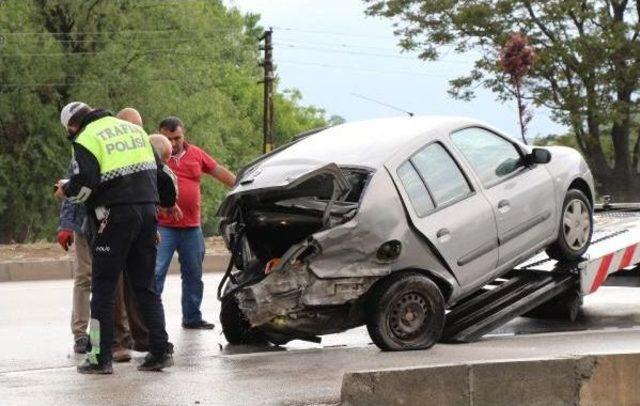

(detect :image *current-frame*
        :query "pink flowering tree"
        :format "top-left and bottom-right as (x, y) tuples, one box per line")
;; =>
(500, 32), (536, 144)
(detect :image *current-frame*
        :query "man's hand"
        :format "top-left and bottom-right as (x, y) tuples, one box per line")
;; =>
(54, 180), (67, 200)
(169, 205), (184, 221)
(57, 229), (74, 251)
(158, 205), (183, 221)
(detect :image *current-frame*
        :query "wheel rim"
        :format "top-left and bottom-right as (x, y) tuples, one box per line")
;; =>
(388, 292), (428, 340)
(562, 198), (591, 251)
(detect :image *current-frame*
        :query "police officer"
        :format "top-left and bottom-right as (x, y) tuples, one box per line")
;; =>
(55, 101), (177, 374)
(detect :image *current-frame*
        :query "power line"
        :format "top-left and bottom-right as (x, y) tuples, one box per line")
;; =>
(0, 78), (179, 88)
(0, 48), (183, 57)
(0, 48), (257, 58)
(0, 28), (243, 37)
(274, 43), (418, 60)
(0, 24), (392, 40)
(2, 31), (407, 56)
(276, 39), (406, 52)
(0, 34), (244, 45)
(277, 60), (450, 77)
(275, 40), (471, 64)
(272, 26), (391, 40)
(0, 58), (445, 87)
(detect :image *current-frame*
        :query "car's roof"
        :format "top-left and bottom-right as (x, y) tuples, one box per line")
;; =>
(267, 116), (486, 169)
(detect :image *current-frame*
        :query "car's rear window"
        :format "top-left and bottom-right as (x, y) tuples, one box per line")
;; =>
(411, 143), (472, 206)
(397, 162), (435, 216)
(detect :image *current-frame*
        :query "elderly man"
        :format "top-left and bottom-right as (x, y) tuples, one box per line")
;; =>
(149, 134), (173, 162)
(149, 133), (181, 221)
(117, 107), (143, 127)
(155, 116), (235, 330)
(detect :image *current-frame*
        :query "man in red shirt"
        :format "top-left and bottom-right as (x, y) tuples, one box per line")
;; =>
(155, 117), (236, 329)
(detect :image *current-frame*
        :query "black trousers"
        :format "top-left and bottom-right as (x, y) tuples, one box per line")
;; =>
(89, 203), (169, 364)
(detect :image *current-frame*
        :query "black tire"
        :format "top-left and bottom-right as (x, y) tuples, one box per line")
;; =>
(366, 272), (445, 351)
(220, 295), (268, 345)
(546, 189), (593, 262)
(522, 289), (582, 322)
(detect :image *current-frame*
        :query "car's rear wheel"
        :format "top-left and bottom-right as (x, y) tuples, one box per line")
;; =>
(220, 295), (268, 345)
(366, 272), (445, 351)
(546, 189), (593, 262)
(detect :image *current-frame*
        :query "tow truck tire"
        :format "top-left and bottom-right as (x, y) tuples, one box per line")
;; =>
(220, 295), (268, 345)
(366, 271), (445, 351)
(546, 189), (593, 262)
(522, 290), (583, 321)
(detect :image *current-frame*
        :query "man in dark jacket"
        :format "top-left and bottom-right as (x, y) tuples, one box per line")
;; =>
(55, 101), (177, 374)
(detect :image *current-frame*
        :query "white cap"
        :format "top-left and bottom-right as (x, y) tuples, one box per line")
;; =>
(60, 101), (89, 128)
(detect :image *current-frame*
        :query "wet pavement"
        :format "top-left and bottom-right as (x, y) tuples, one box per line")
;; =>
(3, 274), (640, 405)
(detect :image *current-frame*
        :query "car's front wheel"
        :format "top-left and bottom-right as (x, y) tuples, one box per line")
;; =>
(546, 189), (593, 262)
(366, 272), (445, 351)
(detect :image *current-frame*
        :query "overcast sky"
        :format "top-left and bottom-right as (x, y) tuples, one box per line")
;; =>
(225, 0), (566, 141)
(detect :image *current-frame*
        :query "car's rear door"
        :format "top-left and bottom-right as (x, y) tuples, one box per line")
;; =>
(450, 127), (556, 268)
(387, 140), (499, 290)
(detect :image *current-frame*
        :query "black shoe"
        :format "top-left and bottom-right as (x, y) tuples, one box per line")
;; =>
(137, 351), (174, 371)
(182, 320), (215, 330)
(74, 336), (89, 354)
(77, 358), (113, 375)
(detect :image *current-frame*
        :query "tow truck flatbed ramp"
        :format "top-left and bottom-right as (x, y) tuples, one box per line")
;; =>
(442, 206), (640, 343)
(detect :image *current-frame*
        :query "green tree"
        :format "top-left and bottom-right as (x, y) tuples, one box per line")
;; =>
(0, 0), (329, 243)
(365, 0), (640, 201)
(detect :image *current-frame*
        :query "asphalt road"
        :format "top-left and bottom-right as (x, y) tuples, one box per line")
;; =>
(2, 273), (640, 405)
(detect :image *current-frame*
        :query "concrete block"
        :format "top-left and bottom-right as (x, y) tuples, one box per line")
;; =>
(6, 259), (72, 281)
(472, 358), (579, 406)
(167, 254), (228, 275)
(0, 254), (229, 282)
(0, 263), (11, 282)
(341, 353), (640, 406)
(579, 353), (640, 405)
(341, 364), (470, 406)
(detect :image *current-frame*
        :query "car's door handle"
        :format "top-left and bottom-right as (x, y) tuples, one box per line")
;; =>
(498, 200), (511, 212)
(436, 228), (451, 242)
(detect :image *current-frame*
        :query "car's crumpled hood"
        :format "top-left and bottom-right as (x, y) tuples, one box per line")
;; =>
(217, 159), (351, 218)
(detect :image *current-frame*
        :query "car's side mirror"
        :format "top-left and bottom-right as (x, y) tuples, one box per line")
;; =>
(525, 148), (551, 165)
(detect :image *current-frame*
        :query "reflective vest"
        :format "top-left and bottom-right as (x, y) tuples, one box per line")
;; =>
(75, 116), (156, 183)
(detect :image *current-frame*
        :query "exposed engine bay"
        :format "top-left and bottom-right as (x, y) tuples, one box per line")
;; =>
(217, 164), (378, 343)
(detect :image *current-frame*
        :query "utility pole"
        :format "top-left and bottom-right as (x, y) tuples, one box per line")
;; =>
(259, 28), (275, 154)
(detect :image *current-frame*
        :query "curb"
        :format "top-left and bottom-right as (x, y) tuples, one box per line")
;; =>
(0, 253), (230, 282)
(341, 352), (640, 406)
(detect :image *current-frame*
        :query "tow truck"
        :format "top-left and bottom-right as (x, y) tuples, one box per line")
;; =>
(443, 199), (640, 343)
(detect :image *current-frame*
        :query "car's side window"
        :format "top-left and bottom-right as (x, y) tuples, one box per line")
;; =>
(397, 161), (435, 217)
(411, 143), (472, 207)
(450, 127), (524, 188)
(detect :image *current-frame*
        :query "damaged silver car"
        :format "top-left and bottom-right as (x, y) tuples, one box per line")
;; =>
(216, 116), (595, 351)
